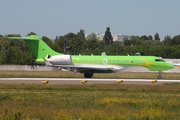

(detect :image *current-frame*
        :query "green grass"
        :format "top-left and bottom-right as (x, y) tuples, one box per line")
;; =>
(0, 84), (180, 119)
(0, 71), (180, 119)
(0, 70), (180, 79)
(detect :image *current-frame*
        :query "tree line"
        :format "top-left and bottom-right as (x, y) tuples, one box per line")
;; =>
(0, 29), (180, 65)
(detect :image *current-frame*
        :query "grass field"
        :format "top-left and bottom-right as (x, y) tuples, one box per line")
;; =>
(0, 71), (180, 119)
(0, 83), (180, 119)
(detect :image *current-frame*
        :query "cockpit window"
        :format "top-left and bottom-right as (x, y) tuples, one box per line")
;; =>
(155, 59), (165, 62)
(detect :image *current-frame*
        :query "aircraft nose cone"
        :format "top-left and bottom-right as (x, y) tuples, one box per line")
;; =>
(167, 63), (174, 70)
(170, 64), (174, 69)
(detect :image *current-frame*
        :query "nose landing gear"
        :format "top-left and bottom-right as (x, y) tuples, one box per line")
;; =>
(158, 71), (162, 79)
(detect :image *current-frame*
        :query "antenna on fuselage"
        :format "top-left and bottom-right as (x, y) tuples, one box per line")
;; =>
(136, 52), (141, 56)
(101, 52), (106, 56)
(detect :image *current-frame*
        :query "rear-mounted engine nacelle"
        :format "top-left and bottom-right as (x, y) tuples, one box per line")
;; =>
(46, 55), (72, 65)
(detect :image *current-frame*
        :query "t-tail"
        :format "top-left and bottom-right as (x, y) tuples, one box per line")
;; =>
(7, 35), (61, 62)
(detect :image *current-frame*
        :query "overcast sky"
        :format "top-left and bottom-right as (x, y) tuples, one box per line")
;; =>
(1, 0), (180, 39)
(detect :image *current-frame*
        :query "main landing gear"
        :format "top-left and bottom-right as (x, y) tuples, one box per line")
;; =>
(158, 71), (162, 79)
(84, 73), (93, 78)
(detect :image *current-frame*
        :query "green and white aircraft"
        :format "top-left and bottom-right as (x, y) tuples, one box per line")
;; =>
(7, 35), (173, 78)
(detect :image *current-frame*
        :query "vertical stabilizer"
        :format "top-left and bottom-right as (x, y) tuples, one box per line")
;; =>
(7, 35), (61, 59)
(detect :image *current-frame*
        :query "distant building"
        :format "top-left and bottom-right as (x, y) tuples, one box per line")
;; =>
(85, 33), (130, 42)
(113, 34), (124, 42)
(95, 33), (104, 40)
(85, 33), (104, 41)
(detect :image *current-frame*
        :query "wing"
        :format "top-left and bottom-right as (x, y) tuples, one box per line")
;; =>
(51, 64), (125, 73)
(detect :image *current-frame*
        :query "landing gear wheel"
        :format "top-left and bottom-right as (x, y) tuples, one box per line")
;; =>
(84, 73), (93, 78)
(158, 72), (162, 79)
(158, 75), (161, 79)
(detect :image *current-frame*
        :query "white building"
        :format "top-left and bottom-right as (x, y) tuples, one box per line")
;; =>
(85, 33), (126, 42)
(113, 34), (124, 42)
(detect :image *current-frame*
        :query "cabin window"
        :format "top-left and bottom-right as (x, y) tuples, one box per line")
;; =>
(82, 60), (84, 62)
(114, 60), (116, 63)
(118, 60), (120, 63)
(122, 60), (124, 63)
(155, 59), (165, 62)
(131, 60), (133, 63)
(100, 60), (102, 63)
(140, 60), (143, 63)
(109, 60), (111, 63)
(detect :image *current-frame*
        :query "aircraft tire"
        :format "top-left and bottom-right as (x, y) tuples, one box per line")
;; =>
(84, 73), (93, 78)
(158, 75), (161, 79)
